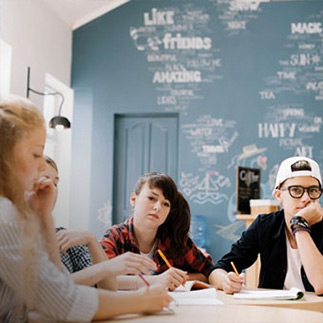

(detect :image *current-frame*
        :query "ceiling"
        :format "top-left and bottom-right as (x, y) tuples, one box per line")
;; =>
(40, 0), (130, 30)
(38, 0), (289, 31)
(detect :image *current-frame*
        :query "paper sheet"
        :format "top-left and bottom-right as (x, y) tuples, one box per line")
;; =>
(169, 287), (224, 305)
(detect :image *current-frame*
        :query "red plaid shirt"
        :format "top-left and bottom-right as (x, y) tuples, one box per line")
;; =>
(100, 217), (214, 277)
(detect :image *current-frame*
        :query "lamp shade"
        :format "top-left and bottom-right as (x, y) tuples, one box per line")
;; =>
(49, 116), (71, 129)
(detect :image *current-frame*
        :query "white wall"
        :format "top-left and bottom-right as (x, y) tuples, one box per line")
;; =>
(0, 0), (71, 101)
(0, 0), (75, 228)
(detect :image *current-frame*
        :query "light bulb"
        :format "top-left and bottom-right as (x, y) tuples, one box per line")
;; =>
(55, 124), (65, 131)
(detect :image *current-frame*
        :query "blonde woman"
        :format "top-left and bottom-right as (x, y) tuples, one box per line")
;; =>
(0, 98), (171, 322)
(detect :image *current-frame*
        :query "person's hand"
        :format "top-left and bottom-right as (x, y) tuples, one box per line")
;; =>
(222, 271), (245, 294)
(25, 177), (57, 217)
(104, 252), (157, 276)
(56, 230), (96, 253)
(295, 200), (323, 226)
(156, 267), (188, 291)
(138, 284), (173, 313)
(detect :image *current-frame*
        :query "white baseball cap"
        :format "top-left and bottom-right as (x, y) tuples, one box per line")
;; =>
(274, 157), (322, 193)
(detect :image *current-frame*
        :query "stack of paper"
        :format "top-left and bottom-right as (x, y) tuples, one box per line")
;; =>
(169, 287), (224, 305)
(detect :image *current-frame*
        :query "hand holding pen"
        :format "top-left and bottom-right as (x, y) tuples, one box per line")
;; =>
(222, 261), (245, 294)
(157, 249), (188, 290)
(138, 271), (176, 312)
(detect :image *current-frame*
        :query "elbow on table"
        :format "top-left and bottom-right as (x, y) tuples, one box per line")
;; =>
(313, 284), (323, 296)
(312, 277), (323, 296)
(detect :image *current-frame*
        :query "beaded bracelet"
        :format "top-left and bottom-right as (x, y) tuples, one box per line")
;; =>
(290, 215), (308, 224)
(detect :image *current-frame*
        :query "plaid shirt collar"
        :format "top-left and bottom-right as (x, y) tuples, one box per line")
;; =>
(127, 217), (171, 272)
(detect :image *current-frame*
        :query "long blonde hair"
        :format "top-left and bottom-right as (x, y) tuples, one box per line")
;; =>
(0, 97), (45, 318)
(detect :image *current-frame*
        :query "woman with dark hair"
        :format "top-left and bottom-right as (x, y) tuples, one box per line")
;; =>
(100, 172), (214, 290)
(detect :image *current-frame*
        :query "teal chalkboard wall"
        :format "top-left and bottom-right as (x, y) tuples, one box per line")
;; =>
(72, 0), (323, 261)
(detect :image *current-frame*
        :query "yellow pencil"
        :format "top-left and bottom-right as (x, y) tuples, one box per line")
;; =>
(157, 249), (172, 268)
(230, 261), (240, 277)
(158, 249), (185, 286)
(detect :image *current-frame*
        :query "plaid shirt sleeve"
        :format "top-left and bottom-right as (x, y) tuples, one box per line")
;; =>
(56, 227), (93, 273)
(61, 245), (93, 273)
(182, 237), (215, 277)
(155, 237), (215, 278)
(100, 219), (140, 259)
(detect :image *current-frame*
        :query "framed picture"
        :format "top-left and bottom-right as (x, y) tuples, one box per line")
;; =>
(236, 166), (261, 214)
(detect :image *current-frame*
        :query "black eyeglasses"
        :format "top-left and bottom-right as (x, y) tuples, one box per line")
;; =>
(280, 185), (322, 200)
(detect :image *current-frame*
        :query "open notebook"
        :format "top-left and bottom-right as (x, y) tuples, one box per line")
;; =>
(233, 287), (304, 300)
(174, 280), (211, 292)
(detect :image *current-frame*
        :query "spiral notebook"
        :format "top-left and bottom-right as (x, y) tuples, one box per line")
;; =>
(233, 287), (304, 300)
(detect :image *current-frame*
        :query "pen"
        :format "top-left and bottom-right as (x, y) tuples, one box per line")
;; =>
(157, 249), (172, 268)
(138, 273), (150, 287)
(230, 261), (240, 277)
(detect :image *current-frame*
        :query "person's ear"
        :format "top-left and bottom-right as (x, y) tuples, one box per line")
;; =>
(130, 192), (137, 208)
(274, 189), (283, 203)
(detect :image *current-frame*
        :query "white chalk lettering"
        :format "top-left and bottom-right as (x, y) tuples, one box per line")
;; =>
(144, 8), (174, 26)
(291, 22), (322, 34)
(279, 138), (303, 147)
(279, 60), (290, 66)
(229, 1), (261, 11)
(283, 109), (304, 117)
(240, 170), (259, 184)
(190, 128), (213, 136)
(277, 71), (296, 80)
(227, 21), (246, 29)
(259, 91), (275, 99)
(157, 96), (176, 105)
(299, 43), (315, 50)
(258, 123), (296, 138)
(187, 58), (221, 68)
(290, 54), (311, 66)
(202, 145), (225, 153)
(208, 119), (224, 127)
(147, 54), (176, 62)
(170, 89), (194, 96)
(295, 146), (313, 158)
(153, 70), (201, 83)
(162, 33), (212, 50)
(298, 124), (320, 132)
(306, 81), (323, 91)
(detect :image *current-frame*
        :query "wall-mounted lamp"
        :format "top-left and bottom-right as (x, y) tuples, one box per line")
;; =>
(26, 66), (71, 130)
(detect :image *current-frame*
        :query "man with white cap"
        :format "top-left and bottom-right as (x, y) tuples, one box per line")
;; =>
(209, 156), (323, 295)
